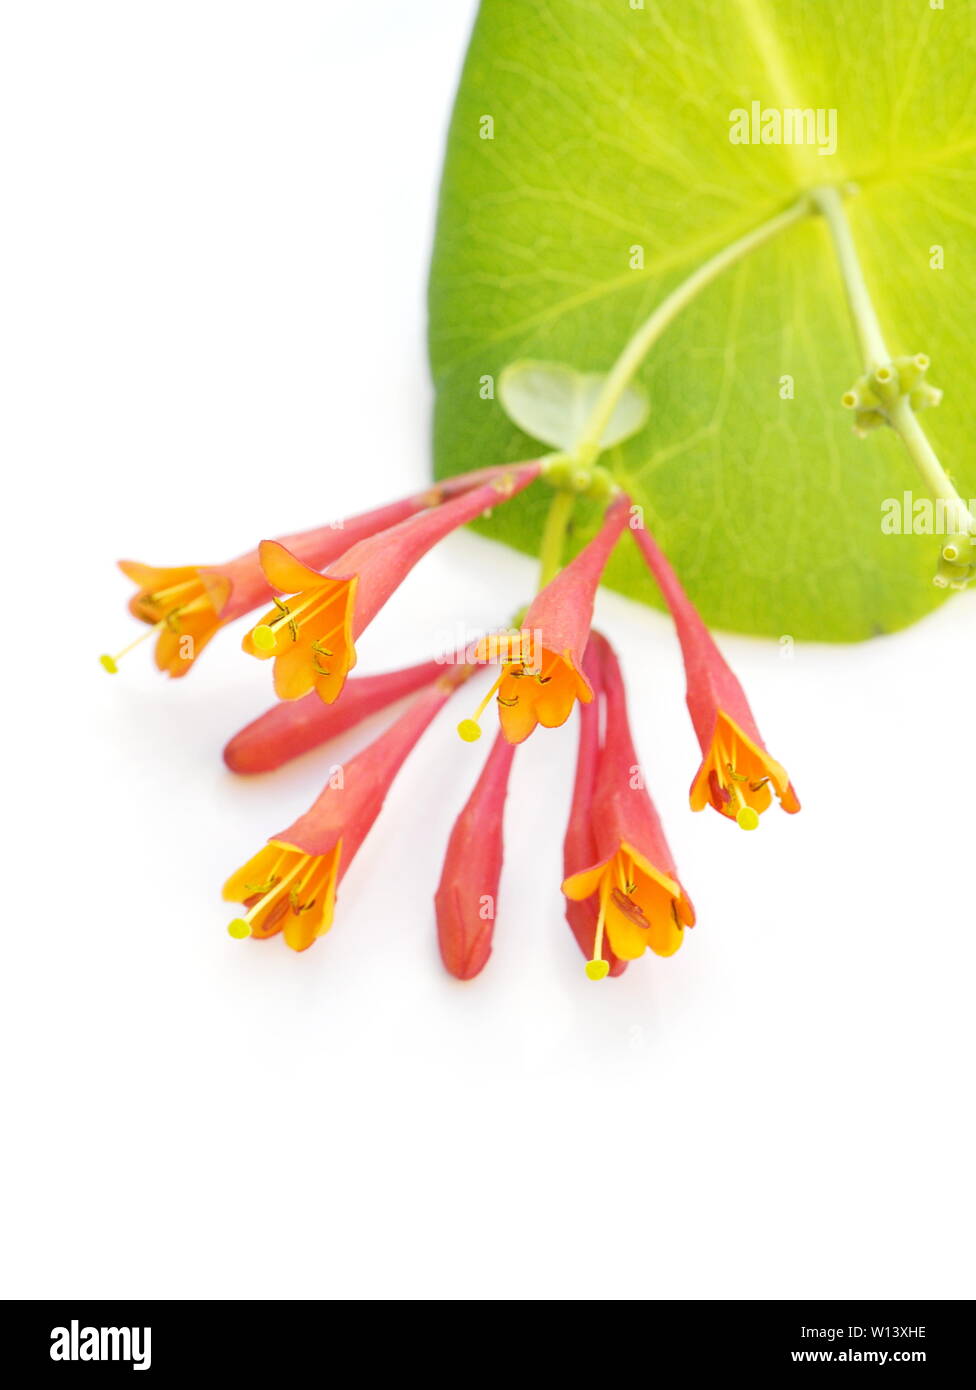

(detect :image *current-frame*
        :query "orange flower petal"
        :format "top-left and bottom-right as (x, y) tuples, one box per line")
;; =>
(258, 539), (329, 596)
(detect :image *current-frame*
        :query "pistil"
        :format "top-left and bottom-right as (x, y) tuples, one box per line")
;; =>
(586, 879), (611, 980)
(457, 671), (506, 742)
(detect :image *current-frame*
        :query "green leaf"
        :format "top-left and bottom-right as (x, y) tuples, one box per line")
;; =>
(428, 0), (976, 640)
(498, 359), (649, 451)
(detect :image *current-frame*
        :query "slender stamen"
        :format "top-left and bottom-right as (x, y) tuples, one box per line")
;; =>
(288, 856), (322, 915)
(457, 670), (506, 742)
(266, 590), (329, 630)
(621, 856), (637, 895)
(308, 618), (349, 677)
(585, 876), (611, 980)
(245, 875), (281, 895)
(138, 578), (204, 611)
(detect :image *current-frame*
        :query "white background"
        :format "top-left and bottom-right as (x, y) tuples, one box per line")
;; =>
(2, 1), (973, 1300)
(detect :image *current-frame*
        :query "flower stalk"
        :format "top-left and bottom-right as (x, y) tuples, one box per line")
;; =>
(811, 183), (975, 581)
(536, 487), (577, 589)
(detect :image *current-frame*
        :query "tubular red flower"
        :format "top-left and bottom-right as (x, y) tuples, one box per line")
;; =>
(105, 463), (521, 678)
(244, 462), (542, 704)
(562, 631), (695, 977)
(563, 643), (627, 978)
(628, 512), (800, 828)
(223, 657), (447, 774)
(460, 491), (630, 744)
(435, 732), (516, 980)
(224, 666), (472, 950)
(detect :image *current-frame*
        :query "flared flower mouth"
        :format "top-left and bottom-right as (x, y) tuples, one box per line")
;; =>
(102, 561), (230, 676)
(690, 710), (800, 828)
(458, 635), (593, 744)
(563, 840), (695, 971)
(223, 838), (342, 951)
(243, 541), (358, 703)
(456, 494), (627, 745)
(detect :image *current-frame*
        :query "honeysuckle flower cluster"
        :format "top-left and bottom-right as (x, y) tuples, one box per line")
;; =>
(105, 462), (799, 981)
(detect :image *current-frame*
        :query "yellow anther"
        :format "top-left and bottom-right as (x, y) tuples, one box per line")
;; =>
(585, 958), (609, 981)
(227, 919), (252, 939)
(736, 806), (760, 831)
(251, 624), (277, 653)
(99, 654), (118, 674)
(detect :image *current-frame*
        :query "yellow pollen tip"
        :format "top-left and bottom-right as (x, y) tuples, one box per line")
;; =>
(227, 918), (252, 940)
(457, 719), (482, 743)
(251, 624), (277, 653)
(99, 654), (118, 674)
(585, 959), (610, 981)
(736, 806), (760, 831)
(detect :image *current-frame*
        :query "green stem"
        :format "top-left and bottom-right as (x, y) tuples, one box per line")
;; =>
(811, 185), (889, 367)
(888, 394), (961, 511)
(812, 183), (970, 529)
(574, 196), (811, 465)
(537, 488), (576, 588)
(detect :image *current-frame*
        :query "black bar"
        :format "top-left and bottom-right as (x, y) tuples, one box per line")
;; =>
(4, 1299), (972, 1377)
